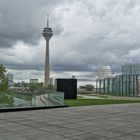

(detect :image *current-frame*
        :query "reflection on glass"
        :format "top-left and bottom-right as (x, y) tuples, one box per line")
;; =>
(0, 92), (64, 109)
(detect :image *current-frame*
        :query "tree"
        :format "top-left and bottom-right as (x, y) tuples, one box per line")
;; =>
(47, 84), (54, 90)
(85, 84), (94, 91)
(29, 83), (54, 93)
(0, 64), (8, 92)
(79, 86), (86, 89)
(0, 64), (6, 79)
(29, 83), (43, 93)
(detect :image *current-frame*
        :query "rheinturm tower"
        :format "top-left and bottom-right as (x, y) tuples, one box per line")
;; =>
(42, 14), (53, 86)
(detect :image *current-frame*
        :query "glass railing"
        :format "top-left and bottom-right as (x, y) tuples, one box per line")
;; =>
(47, 92), (64, 105)
(0, 91), (65, 110)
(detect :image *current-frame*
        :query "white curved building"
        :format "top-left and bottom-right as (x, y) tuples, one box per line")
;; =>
(98, 65), (113, 79)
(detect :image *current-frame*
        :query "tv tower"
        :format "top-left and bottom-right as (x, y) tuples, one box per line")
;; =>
(42, 14), (53, 86)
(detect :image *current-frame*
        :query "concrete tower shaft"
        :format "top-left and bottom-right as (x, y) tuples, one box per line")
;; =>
(42, 14), (53, 86)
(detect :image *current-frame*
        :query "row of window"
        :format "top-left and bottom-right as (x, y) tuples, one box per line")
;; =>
(96, 75), (140, 96)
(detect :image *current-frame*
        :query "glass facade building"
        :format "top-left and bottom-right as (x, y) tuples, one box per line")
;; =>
(96, 64), (140, 96)
(122, 64), (140, 75)
(96, 75), (140, 96)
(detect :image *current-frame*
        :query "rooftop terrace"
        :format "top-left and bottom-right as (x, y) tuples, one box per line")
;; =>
(0, 104), (140, 139)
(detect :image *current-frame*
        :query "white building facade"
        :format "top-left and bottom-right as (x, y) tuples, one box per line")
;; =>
(30, 79), (39, 83)
(98, 65), (114, 79)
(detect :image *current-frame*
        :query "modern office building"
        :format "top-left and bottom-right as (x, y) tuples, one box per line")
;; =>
(98, 65), (113, 79)
(42, 14), (53, 86)
(7, 73), (14, 87)
(122, 64), (140, 75)
(96, 64), (140, 96)
(30, 79), (39, 83)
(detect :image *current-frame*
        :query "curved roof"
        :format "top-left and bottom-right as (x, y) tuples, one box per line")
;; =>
(101, 65), (111, 70)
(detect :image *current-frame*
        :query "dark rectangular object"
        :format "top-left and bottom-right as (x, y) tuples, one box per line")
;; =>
(0, 105), (68, 113)
(56, 79), (77, 99)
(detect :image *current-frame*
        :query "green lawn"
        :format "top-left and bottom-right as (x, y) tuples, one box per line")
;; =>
(64, 99), (140, 106)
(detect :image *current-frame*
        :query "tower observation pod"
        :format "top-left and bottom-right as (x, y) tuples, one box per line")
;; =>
(42, 14), (53, 86)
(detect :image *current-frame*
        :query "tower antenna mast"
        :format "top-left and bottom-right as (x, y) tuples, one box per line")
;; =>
(47, 13), (49, 28)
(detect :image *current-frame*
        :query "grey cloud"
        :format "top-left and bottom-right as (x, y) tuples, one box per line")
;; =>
(6, 64), (44, 71)
(0, 0), (64, 48)
(1, 0), (140, 78)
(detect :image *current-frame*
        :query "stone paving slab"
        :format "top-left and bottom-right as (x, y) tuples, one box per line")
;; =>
(0, 103), (140, 140)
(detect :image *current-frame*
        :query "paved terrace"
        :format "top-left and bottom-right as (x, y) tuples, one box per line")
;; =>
(0, 104), (140, 140)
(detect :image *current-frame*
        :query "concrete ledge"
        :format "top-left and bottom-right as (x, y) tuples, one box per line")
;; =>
(0, 105), (69, 113)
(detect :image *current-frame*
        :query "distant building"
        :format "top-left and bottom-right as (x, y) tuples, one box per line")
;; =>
(122, 64), (140, 75)
(98, 65), (114, 79)
(30, 79), (39, 83)
(50, 78), (53, 85)
(96, 63), (140, 96)
(7, 73), (14, 87)
(72, 75), (76, 79)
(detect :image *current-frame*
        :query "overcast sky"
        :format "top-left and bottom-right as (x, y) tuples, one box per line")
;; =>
(0, 0), (140, 82)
